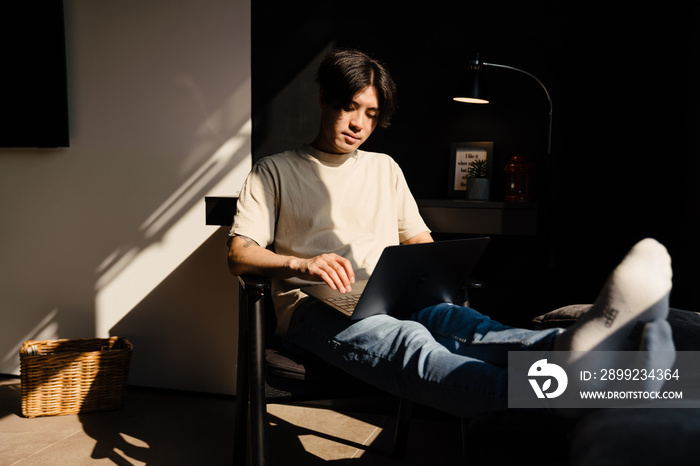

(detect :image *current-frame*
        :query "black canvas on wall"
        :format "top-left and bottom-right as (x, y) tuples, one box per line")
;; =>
(0, 1), (69, 148)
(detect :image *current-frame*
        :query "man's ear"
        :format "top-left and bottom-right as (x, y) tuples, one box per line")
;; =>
(318, 90), (326, 110)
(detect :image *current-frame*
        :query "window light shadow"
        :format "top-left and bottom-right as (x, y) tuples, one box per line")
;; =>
(94, 115), (251, 337)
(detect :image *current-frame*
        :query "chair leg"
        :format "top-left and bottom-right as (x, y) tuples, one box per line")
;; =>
(235, 281), (268, 466)
(234, 293), (250, 465)
(392, 399), (413, 457)
(248, 288), (267, 466)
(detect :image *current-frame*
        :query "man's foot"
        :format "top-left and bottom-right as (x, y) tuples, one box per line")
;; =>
(554, 238), (673, 353)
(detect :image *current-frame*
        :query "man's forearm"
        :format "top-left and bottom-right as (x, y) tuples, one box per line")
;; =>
(227, 235), (297, 279)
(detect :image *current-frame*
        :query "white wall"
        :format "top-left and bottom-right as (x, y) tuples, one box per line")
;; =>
(0, 0), (251, 394)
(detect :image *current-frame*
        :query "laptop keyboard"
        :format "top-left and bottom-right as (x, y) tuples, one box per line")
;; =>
(326, 294), (361, 313)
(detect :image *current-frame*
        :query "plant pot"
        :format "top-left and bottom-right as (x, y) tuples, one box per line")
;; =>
(466, 178), (489, 200)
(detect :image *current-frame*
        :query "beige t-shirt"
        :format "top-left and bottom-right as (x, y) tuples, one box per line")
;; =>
(230, 144), (429, 335)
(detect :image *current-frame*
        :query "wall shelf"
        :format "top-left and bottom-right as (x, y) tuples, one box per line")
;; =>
(416, 199), (538, 236)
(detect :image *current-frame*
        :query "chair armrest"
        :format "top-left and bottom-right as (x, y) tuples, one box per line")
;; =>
(237, 274), (277, 348)
(238, 274), (271, 292)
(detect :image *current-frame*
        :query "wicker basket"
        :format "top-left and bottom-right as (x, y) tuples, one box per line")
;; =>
(20, 337), (133, 418)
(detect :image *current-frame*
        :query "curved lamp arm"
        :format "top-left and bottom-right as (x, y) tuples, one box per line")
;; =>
(482, 62), (553, 156)
(458, 56), (553, 157)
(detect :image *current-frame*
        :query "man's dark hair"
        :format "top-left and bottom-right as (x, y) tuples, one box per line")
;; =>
(316, 48), (397, 128)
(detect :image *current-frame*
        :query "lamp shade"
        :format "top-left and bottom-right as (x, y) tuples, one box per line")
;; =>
(453, 55), (489, 104)
(453, 66), (489, 104)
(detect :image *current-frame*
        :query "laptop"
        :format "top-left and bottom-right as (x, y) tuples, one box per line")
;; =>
(301, 237), (490, 320)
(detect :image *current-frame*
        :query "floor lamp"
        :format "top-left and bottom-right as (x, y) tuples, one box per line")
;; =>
(453, 53), (553, 160)
(454, 53), (557, 272)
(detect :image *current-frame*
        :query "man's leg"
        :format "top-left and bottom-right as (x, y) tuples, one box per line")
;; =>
(284, 301), (558, 417)
(409, 303), (560, 366)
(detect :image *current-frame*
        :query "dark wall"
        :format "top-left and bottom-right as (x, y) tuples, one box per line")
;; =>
(252, 1), (700, 318)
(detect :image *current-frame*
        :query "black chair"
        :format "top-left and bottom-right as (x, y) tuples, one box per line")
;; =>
(233, 274), (414, 466)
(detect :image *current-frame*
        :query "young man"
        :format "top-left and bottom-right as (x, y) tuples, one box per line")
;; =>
(228, 48), (675, 416)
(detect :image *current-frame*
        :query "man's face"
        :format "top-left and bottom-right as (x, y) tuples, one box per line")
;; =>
(314, 86), (380, 154)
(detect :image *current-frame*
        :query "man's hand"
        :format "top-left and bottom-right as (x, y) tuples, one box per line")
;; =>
(286, 253), (355, 293)
(228, 236), (355, 292)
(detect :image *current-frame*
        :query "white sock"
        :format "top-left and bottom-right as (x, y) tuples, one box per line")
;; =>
(555, 238), (673, 353)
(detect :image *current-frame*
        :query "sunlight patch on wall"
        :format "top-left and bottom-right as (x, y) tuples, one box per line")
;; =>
(140, 79), (253, 239)
(140, 134), (246, 240)
(94, 119), (251, 337)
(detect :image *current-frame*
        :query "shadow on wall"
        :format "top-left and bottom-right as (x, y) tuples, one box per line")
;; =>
(92, 116), (250, 394)
(93, 122), (251, 338)
(110, 228), (238, 394)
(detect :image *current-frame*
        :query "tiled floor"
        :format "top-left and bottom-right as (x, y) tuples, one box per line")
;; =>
(0, 375), (466, 465)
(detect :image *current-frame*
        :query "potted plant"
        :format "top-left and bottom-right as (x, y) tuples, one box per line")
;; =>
(466, 158), (489, 200)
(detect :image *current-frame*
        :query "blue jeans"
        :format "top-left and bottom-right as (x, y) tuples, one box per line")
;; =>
(284, 301), (561, 417)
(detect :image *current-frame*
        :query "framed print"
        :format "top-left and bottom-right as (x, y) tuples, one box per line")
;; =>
(448, 142), (494, 197)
